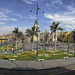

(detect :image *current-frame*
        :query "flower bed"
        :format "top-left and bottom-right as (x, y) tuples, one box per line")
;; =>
(51, 50), (56, 51)
(0, 49), (74, 61)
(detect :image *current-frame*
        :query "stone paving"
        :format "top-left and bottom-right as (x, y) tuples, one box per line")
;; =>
(0, 57), (75, 70)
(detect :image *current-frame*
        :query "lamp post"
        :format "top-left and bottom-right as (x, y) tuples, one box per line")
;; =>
(30, 1), (44, 22)
(30, 1), (44, 59)
(36, 27), (40, 59)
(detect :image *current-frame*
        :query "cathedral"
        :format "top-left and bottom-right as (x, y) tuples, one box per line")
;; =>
(33, 20), (40, 41)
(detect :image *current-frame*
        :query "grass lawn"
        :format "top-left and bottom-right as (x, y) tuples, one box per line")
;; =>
(0, 49), (74, 61)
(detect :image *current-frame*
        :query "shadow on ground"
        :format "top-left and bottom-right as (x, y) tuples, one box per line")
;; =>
(3, 57), (9, 60)
(0, 67), (75, 75)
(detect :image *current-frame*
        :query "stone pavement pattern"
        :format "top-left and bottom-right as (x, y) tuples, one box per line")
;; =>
(0, 57), (75, 70)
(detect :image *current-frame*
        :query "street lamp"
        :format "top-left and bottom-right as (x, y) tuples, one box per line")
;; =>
(36, 27), (40, 59)
(30, 1), (45, 59)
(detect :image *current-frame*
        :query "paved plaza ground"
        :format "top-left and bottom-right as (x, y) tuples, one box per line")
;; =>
(0, 42), (75, 75)
(0, 57), (75, 75)
(0, 57), (75, 70)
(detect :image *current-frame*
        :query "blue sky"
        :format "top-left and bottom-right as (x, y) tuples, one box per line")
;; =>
(0, 0), (75, 35)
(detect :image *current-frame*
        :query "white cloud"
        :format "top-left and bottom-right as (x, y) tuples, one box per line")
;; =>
(25, 15), (36, 19)
(0, 25), (15, 35)
(0, 17), (17, 21)
(65, 6), (75, 15)
(0, 18), (8, 21)
(4, 9), (12, 14)
(0, 8), (12, 14)
(29, 15), (36, 19)
(44, 5), (75, 31)
(9, 18), (17, 21)
(0, 22), (5, 24)
(0, 11), (7, 18)
(45, 3), (59, 11)
(0, 10), (17, 22)
(22, 0), (37, 4)
(14, 14), (23, 19)
(19, 27), (27, 33)
(0, 25), (27, 35)
(51, 0), (62, 5)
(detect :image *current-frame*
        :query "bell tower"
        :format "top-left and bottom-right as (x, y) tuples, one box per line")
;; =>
(33, 20), (40, 41)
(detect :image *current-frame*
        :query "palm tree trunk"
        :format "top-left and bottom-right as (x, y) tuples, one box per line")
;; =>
(16, 40), (17, 49)
(73, 41), (75, 57)
(63, 38), (64, 47)
(55, 31), (57, 50)
(67, 37), (69, 52)
(31, 41), (33, 51)
(36, 35), (39, 59)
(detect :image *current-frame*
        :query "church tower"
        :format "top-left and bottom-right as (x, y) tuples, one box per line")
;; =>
(33, 20), (40, 41)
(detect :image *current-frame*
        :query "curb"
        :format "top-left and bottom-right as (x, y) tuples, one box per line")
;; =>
(0, 67), (61, 71)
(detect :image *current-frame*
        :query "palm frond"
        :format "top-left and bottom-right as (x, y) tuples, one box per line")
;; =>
(57, 27), (63, 30)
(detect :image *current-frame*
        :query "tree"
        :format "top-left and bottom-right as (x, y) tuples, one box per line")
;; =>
(12, 28), (23, 38)
(72, 29), (75, 43)
(50, 22), (62, 50)
(67, 34), (70, 52)
(17, 31), (23, 38)
(12, 28), (19, 49)
(44, 34), (49, 50)
(44, 34), (49, 42)
(57, 27), (63, 31)
(12, 28), (23, 49)
(12, 28), (19, 36)
(60, 33), (65, 42)
(25, 26), (37, 51)
(21, 35), (26, 50)
(72, 29), (75, 57)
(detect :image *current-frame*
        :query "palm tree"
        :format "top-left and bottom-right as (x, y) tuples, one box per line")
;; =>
(67, 34), (70, 52)
(50, 22), (62, 50)
(44, 34), (49, 50)
(12, 28), (19, 36)
(12, 28), (19, 49)
(57, 27), (63, 31)
(21, 35), (25, 51)
(12, 28), (23, 49)
(17, 31), (23, 38)
(72, 29), (75, 57)
(72, 29), (75, 43)
(25, 26), (37, 51)
(60, 34), (65, 46)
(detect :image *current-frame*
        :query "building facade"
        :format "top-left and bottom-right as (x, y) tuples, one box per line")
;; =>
(40, 31), (50, 42)
(0, 34), (8, 42)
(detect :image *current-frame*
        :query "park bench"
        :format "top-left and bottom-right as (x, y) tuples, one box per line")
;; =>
(37, 59), (44, 61)
(63, 57), (68, 59)
(9, 59), (16, 61)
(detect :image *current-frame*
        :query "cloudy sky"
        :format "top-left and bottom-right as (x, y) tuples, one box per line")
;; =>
(0, 0), (75, 35)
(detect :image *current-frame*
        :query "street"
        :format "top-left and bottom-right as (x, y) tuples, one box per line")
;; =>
(0, 64), (75, 75)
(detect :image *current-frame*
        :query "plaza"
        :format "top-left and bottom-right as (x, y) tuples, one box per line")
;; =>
(0, 0), (75, 75)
